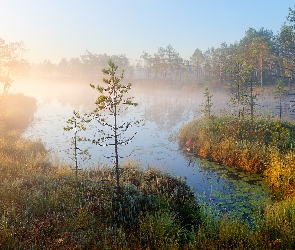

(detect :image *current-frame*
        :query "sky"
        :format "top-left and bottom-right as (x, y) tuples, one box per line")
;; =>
(1, 0), (295, 64)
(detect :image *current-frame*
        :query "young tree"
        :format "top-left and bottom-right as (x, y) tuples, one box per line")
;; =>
(200, 87), (213, 118)
(90, 59), (141, 191)
(226, 43), (247, 120)
(274, 80), (286, 120)
(63, 110), (91, 177)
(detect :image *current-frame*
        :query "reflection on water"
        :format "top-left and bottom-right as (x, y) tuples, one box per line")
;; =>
(12, 79), (271, 218)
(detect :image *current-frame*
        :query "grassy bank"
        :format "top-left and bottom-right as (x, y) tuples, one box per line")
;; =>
(177, 115), (295, 248)
(1, 137), (295, 249)
(179, 115), (295, 198)
(0, 115), (199, 248)
(0, 147), (201, 249)
(2, 133), (295, 249)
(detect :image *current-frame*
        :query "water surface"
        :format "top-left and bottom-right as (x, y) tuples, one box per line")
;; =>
(12, 79), (272, 218)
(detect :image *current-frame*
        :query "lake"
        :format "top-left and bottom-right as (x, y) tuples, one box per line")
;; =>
(12, 78), (273, 219)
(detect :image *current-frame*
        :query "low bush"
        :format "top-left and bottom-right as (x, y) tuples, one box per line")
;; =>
(264, 148), (295, 198)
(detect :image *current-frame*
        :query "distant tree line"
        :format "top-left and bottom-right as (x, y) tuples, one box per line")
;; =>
(30, 52), (133, 81)
(30, 7), (295, 89)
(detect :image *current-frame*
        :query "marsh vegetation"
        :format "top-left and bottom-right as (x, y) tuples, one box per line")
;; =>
(0, 92), (294, 249)
(2, 5), (295, 249)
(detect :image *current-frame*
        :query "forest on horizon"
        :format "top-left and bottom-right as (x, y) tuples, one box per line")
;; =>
(25, 7), (295, 91)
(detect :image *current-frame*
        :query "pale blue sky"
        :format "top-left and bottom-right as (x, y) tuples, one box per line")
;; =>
(1, 0), (294, 64)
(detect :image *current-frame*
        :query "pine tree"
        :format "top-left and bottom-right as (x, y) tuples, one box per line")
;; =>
(90, 59), (142, 191)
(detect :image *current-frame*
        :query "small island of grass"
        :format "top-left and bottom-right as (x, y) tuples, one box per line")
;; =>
(179, 112), (295, 199)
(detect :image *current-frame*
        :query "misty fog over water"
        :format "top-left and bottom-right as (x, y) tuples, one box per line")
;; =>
(12, 79), (274, 215)
(13, 79), (208, 172)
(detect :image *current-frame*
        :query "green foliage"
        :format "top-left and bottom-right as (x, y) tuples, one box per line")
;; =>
(63, 110), (91, 177)
(258, 199), (295, 249)
(89, 59), (142, 191)
(139, 211), (182, 249)
(200, 86), (213, 118)
(274, 80), (286, 120)
(274, 80), (285, 99)
(191, 200), (295, 249)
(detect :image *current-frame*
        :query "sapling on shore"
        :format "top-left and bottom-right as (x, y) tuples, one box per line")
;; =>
(274, 80), (286, 120)
(64, 110), (91, 177)
(200, 86), (213, 118)
(90, 59), (143, 192)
